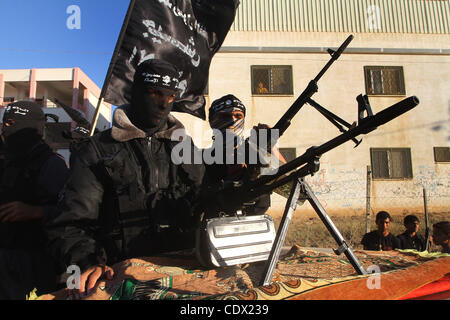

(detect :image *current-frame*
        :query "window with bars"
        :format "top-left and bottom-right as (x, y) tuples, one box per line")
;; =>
(251, 65), (293, 95)
(434, 147), (450, 163)
(364, 66), (405, 96)
(370, 148), (413, 179)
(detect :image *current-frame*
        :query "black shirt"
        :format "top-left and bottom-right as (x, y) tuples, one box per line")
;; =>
(361, 231), (401, 251)
(397, 232), (426, 251)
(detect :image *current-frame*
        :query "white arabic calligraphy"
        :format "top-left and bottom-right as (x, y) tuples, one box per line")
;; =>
(158, 0), (206, 33)
(129, 46), (155, 65)
(142, 19), (201, 67)
(12, 106), (29, 116)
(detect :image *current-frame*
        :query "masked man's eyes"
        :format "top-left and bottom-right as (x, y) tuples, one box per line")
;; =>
(233, 112), (244, 120)
(3, 119), (15, 127)
(143, 88), (176, 102)
(215, 112), (244, 121)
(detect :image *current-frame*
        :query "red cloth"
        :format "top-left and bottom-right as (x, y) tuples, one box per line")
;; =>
(398, 274), (450, 300)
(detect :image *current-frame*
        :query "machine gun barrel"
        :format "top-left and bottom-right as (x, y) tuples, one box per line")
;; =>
(244, 96), (420, 198)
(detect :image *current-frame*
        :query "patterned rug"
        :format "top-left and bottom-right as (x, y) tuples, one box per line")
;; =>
(37, 246), (450, 300)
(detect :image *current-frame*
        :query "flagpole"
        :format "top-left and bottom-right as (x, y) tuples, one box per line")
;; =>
(89, 0), (137, 136)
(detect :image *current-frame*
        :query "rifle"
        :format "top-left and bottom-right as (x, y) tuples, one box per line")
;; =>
(196, 35), (420, 281)
(53, 98), (91, 129)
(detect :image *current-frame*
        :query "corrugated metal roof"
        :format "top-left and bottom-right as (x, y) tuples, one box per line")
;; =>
(231, 0), (449, 34)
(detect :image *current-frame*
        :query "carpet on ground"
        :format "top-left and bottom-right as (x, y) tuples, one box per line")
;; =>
(37, 246), (450, 300)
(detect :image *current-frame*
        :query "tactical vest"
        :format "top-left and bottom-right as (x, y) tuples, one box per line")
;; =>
(0, 143), (54, 249)
(90, 136), (196, 264)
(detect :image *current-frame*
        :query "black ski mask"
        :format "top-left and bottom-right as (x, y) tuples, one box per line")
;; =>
(1, 101), (45, 156)
(130, 60), (180, 135)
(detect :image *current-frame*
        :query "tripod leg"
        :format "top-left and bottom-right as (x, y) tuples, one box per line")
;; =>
(300, 180), (367, 275)
(259, 179), (302, 286)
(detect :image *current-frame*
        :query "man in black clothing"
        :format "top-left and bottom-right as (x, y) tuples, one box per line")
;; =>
(397, 215), (426, 251)
(0, 101), (69, 299)
(432, 221), (450, 254)
(45, 60), (205, 299)
(202, 94), (271, 216)
(361, 211), (400, 251)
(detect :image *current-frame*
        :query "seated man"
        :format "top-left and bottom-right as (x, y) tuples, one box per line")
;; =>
(361, 211), (400, 251)
(397, 215), (426, 251)
(45, 60), (205, 299)
(202, 94), (271, 216)
(432, 221), (450, 254)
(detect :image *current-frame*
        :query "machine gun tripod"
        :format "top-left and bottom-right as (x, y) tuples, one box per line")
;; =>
(260, 159), (367, 287)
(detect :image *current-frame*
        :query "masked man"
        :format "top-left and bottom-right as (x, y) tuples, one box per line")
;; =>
(202, 94), (271, 216)
(45, 59), (205, 299)
(0, 101), (69, 299)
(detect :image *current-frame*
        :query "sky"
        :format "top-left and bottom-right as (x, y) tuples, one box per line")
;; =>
(0, 0), (131, 88)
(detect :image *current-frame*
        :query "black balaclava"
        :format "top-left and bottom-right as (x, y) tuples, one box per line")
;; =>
(208, 95), (247, 164)
(209, 94), (246, 138)
(130, 59), (180, 136)
(1, 101), (45, 156)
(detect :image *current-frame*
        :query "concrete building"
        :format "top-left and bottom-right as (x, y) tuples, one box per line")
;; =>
(173, 0), (450, 217)
(0, 67), (112, 162)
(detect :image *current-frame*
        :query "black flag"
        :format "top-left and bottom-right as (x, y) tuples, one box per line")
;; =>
(102, 0), (239, 120)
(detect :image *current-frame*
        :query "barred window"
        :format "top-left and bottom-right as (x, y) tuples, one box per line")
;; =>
(251, 65), (293, 95)
(434, 147), (450, 163)
(370, 148), (412, 179)
(45, 122), (71, 150)
(364, 66), (405, 96)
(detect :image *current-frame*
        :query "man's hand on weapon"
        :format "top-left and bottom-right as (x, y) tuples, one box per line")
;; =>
(247, 123), (286, 179)
(0, 201), (44, 222)
(252, 123), (271, 156)
(69, 264), (114, 300)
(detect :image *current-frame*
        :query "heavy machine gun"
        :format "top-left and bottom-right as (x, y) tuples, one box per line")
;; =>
(195, 35), (420, 285)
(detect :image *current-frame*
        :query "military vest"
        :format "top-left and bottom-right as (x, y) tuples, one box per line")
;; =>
(90, 136), (196, 263)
